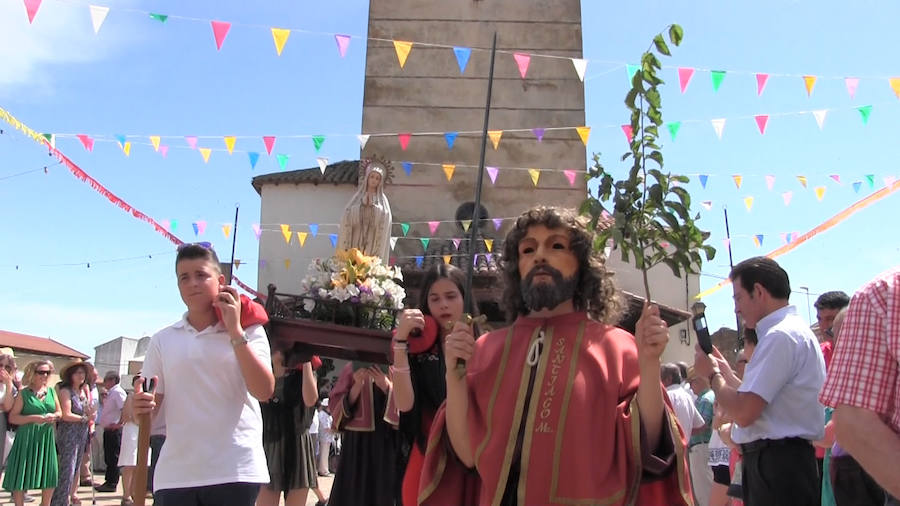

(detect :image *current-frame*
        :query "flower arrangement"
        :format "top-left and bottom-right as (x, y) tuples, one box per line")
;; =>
(298, 248), (405, 330)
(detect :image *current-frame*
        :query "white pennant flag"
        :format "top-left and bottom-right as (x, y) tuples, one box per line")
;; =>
(89, 5), (109, 34)
(389, 237), (398, 250)
(357, 134), (370, 149)
(812, 110), (828, 130)
(711, 118), (726, 140)
(700, 201), (713, 210)
(316, 157), (328, 174)
(571, 58), (588, 82)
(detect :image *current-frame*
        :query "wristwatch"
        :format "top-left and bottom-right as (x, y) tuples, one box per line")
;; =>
(230, 332), (250, 347)
(708, 369), (722, 384)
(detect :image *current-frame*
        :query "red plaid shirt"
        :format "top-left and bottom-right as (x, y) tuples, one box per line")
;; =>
(820, 267), (900, 434)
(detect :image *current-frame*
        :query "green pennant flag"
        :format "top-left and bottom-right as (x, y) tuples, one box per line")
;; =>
(666, 121), (681, 141)
(401, 223), (410, 237)
(276, 154), (289, 171)
(711, 70), (726, 92)
(312, 135), (325, 152)
(857, 105), (872, 125)
(865, 174), (875, 189)
(626, 64), (639, 84)
(420, 238), (430, 250)
(149, 13), (168, 23)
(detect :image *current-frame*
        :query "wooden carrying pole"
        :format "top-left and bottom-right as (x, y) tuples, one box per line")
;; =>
(132, 378), (155, 506)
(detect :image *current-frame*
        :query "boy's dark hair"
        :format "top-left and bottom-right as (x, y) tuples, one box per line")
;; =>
(675, 361), (689, 382)
(176, 243), (221, 273)
(660, 363), (682, 386)
(729, 256), (791, 300)
(743, 328), (758, 346)
(814, 291), (850, 310)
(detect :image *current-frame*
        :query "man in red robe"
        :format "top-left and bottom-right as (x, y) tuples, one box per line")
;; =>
(418, 206), (693, 505)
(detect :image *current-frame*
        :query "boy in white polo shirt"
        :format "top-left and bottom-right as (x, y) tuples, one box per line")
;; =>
(135, 242), (275, 505)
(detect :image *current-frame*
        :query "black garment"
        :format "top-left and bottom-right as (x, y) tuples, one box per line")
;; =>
(742, 438), (819, 506)
(260, 373), (318, 492)
(328, 387), (401, 506)
(153, 481), (260, 506)
(830, 455), (885, 506)
(149, 434), (166, 493)
(102, 427), (122, 485)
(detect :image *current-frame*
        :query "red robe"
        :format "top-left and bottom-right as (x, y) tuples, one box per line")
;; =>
(418, 311), (693, 506)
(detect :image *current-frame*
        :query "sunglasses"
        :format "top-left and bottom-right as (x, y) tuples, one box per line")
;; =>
(177, 241), (213, 252)
(35, 370), (52, 376)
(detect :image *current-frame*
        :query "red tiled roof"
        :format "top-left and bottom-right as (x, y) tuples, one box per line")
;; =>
(0, 330), (90, 359)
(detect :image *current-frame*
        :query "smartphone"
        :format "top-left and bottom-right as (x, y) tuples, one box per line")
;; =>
(693, 312), (713, 354)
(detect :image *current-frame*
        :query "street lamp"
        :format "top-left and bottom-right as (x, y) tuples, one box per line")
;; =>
(798, 286), (812, 324)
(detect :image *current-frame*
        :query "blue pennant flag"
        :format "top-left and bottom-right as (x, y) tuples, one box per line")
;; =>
(402, 162), (412, 176)
(453, 46), (471, 74)
(115, 134), (126, 146)
(329, 234), (338, 248)
(699, 174), (709, 189)
(852, 181), (861, 193)
(415, 255), (424, 268)
(248, 152), (260, 169)
(309, 224), (319, 237)
(444, 132), (458, 150)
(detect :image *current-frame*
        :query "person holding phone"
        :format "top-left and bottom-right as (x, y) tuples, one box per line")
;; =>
(132, 242), (274, 506)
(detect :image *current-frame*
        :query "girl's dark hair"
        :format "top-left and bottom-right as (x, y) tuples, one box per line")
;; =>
(417, 263), (466, 316)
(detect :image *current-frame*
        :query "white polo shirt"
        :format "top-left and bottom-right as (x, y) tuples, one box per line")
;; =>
(732, 305), (826, 444)
(142, 314), (272, 490)
(666, 383), (704, 438)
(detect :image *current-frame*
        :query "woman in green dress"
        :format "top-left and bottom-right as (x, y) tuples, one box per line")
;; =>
(3, 360), (61, 506)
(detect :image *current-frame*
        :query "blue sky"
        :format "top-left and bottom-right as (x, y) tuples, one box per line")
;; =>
(1, 0), (898, 360)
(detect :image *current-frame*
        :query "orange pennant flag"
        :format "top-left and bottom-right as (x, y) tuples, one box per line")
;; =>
(393, 40), (413, 68)
(797, 175), (808, 188)
(733, 175), (743, 189)
(222, 224), (232, 238)
(297, 231), (308, 247)
(488, 130), (503, 149)
(271, 28), (290, 56)
(280, 224), (291, 244)
(803, 75), (817, 96)
(150, 135), (160, 152)
(576, 126), (591, 146)
(528, 168), (541, 187)
(199, 147), (211, 163)
(890, 77), (900, 99)
(443, 255), (452, 265)
(284, 259), (291, 270)
(122, 142), (131, 156)
(814, 186), (826, 201)
(442, 164), (455, 181)
(234, 259), (241, 269)
(744, 196), (754, 211)
(484, 239), (493, 252)
(223, 136), (236, 154)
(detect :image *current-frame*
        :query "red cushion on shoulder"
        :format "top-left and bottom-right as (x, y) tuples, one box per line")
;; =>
(408, 315), (439, 354)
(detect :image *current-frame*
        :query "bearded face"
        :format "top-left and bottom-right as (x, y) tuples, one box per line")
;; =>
(520, 264), (578, 312)
(516, 224), (580, 314)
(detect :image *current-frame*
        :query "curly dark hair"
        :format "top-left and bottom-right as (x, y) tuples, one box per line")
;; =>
(501, 206), (622, 324)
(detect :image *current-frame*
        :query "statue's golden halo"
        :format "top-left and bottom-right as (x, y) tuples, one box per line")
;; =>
(358, 155), (395, 186)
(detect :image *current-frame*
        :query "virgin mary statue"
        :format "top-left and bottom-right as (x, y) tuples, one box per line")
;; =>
(337, 157), (393, 261)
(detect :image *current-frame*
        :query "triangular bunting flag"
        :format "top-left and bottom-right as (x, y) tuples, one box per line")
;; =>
(865, 174), (875, 188)
(756, 73), (769, 96)
(852, 181), (861, 193)
(415, 256), (424, 268)
(195, 221), (207, 236)
(121, 142), (131, 156)
(711, 70), (726, 92)
(890, 78), (900, 99)
(169, 219), (177, 231)
(442, 164), (455, 181)
(797, 175), (808, 188)
(222, 224), (232, 238)
(452, 238), (461, 250)
(41, 133), (55, 148)
(453, 47), (471, 74)
(699, 174), (709, 189)
(390, 237), (398, 250)
(571, 58), (587, 82)
(666, 122), (681, 141)
(700, 201), (713, 210)
(89, 5), (109, 34)
(393, 40), (413, 68)
(443, 255), (452, 265)
(309, 224), (319, 237)
(277, 154), (289, 171)
(149, 135), (160, 151)
(626, 64), (639, 83)
(329, 234), (338, 248)
(219, 136), (235, 154)
(711, 119), (726, 139)
(513, 53), (531, 79)
(398, 133), (411, 151)
(563, 169), (577, 187)
(814, 186), (826, 201)
(335, 34), (350, 57)
(199, 147), (211, 163)
(765, 175), (776, 190)
(280, 224), (291, 244)
(754, 234), (763, 248)
(160, 145), (168, 158)
(248, 152), (260, 169)
(621, 125), (634, 143)
(402, 162), (412, 176)
(312, 135), (325, 152)
(234, 260), (241, 269)
(484, 239), (493, 252)
(444, 132), (458, 150)
(829, 175), (841, 184)
(400, 223), (410, 237)
(488, 130), (503, 149)
(23, 0), (41, 23)
(803, 75), (817, 96)
(677, 67), (694, 93)
(782, 191), (793, 206)
(845, 77), (859, 99)
(857, 105), (872, 125)
(115, 134), (126, 147)
(754, 115), (769, 135)
(486, 166), (499, 184)
(185, 136), (198, 149)
(722, 239), (731, 248)
(492, 218), (503, 230)
(284, 259), (291, 270)
(210, 20), (231, 51)
(262, 136), (276, 155)
(531, 128), (545, 141)
(252, 224), (261, 240)
(812, 110), (827, 130)
(428, 221), (440, 235)
(271, 28), (290, 56)
(780, 232), (788, 245)
(461, 220), (471, 232)
(733, 175), (743, 189)
(744, 196), (754, 211)
(420, 238), (430, 250)
(76, 134), (94, 152)
(149, 13), (167, 23)
(357, 134), (369, 149)
(259, 259), (267, 268)
(576, 126), (591, 146)
(528, 169), (541, 187)
(191, 223), (199, 236)
(316, 157), (328, 174)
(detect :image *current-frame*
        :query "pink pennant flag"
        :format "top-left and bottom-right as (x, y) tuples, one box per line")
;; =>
(210, 20), (231, 51)
(563, 169), (577, 187)
(756, 73), (769, 96)
(700, 201), (713, 210)
(780, 232), (788, 245)
(252, 224), (261, 240)
(398, 133), (411, 150)
(334, 34), (350, 57)
(829, 174), (841, 184)
(845, 77), (859, 99)
(492, 218), (503, 231)
(185, 136), (198, 149)
(452, 238), (461, 250)
(262, 136), (276, 155)
(513, 53), (531, 79)
(76, 134), (94, 152)
(486, 166), (499, 184)
(677, 67), (694, 93)
(754, 114), (769, 135)
(195, 220), (207, 236)
(722, 238), (731, 248)
(161, 219), (170, 232)
(791, 231), (800, 242)
(23, 0), (41, 23)
(782, 191), (793, 206)
(160, 145), (169, 158)
(765, 174), (775, 190)
(621, 125), (634, 143)
(427, 221), (440, 235)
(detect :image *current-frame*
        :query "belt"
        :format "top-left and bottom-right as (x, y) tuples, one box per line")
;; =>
(741, 437), (810, 454)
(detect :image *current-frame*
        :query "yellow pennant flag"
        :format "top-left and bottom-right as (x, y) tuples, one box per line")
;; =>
(797, 175), (808, 188)
(297, 231), (308, 247)
(234, 259), (241, 269)
(732, 175), (743, 189)
(393, 40), (413, 68)
(488, 130), (503, 149)
(443, 255), (452, 265)
(122, 141), (131, 156)
(442, 164), (455, 181)
(280, 224), (291, 244)
(284, 259), (291, 270)
(576, 126), (591, 146)
(222, 224), (232, 238)
(753, 235), (761, 248)
(484, 239), (493, 252)
(890, 77), (900, 99)
(223, 136), (236, 154)
(814, 186), (826, 201)
(199, 147), (211, 163)
(150, 135), (161, 152)
(803, 75), (817, 96)
(271, 28), (291, 56)
(744, 196), (754, 211)
(461, 220), (471, 232)
(528, 168), (541, 186)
